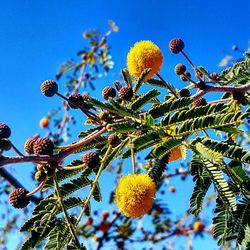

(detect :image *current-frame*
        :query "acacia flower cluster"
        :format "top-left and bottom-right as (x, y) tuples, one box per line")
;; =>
(127, 40), (163, 81)
(115, 174), (156, 218)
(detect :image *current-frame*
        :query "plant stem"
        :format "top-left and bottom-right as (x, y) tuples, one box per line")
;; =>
(10, 141), (24, 156)
(63, 163), (87, 171)
(26, 180), (47, 197)
(53, 172), (81, 249)
(156, 73), (178, 99)
(130, 139), (136, 174)
(75, 145), (113, 226)
(181, 51), (196, 69)
(192, 83), (250, 101)
(0, 127), (107, 168)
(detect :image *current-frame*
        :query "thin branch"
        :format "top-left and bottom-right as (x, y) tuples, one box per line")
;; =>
(0, 168), (41, 204)
(192, 83), (250, 101)
(0, 127), (107, 168)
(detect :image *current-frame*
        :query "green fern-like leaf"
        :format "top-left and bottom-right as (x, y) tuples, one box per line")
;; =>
(213, 198), (229, 245)
(122, 130), (163, 159)
(195, 142), (223, 164)
(189, 157), (212, 216)
(129, 89), (160, 111)
(151, 138), (183, 161)
(220, 59), (250, 85)
(145, 79), (167, 88)
(194, 137), (250, 164)
(148, 97), (192, 119)
(176, 112), (242, 136)
(161, 103), (228, 126)
(242, 226), (250, 249)
(202, 158), (237, 211)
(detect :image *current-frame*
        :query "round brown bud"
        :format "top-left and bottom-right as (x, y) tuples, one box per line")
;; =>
(102, 86), (116, 100)
(179, 89), (191, 97)
(118, 86), (133, 101)
(0, 139), (12, 151)
(68, 93), (83, 109)
(193, 98), (207, 107)
(169, 38), (185, 54)
(0, 123), (11, 139)
(82, 152), (100, 168)
(24, 137), (38, 155)
(174, 64), (186, 75)
(9, 188), (30, 208)
(41, 80), (58, 97)
(33, 137), (54, 156)
(180, 71), (191, 81)
(108, 134), (120, 147)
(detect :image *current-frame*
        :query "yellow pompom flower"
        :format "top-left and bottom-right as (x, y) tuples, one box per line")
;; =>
(127, 40), (163, 81)
(115, 173), (156, 218)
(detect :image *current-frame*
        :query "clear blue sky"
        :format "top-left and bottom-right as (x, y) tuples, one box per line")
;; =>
(0, 0), (249, 249)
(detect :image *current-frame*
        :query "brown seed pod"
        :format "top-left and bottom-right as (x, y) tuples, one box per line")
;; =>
(82, 152), (100, 168)
(180, 71), (191, 81)
(24, 137), (38, 154)
(169, 38), (185, 54)
(174, 64), (186, 75)
(33, 137), (54, 156)
(108, 134), (120, 147)
(102, 86), (116, 100)
(0, 123), (11, 139)
(41, 80), (58, 97)
(118, 86), (133, 101)
(9, 188), (30, 208)
(193, 98), (207, 107)
(68, 93), (84, 109)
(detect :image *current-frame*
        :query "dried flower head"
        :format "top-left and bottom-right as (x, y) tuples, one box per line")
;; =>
(127, 40), (163, 81)
(169, 38), (185, 54)
(115, 174), (156, 218)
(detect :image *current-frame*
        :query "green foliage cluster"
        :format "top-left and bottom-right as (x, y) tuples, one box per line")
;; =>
(0, 22), (249, 250)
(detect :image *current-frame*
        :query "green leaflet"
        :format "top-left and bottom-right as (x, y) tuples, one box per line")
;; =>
(73, 136), (107, 153)
(145, 79), (167, 88)
(122, 131), (162, 159)
(189, 157), (212, 216)
(129, 89), (160, 111)
(242, 226), (250, 249)
(121, 68), (132, 86)
(109, 121), (142, 133)
(213, 198), (229, 246)
(161, 102), (228, 126)
(93, 182), (102, 202)
(151, 138), (183, 160)
(202, 158), (237, 211)
(219, 59), (250, 85)
(194, 137), (250, 164)
(148, 97), (193, 119)
(195, 142), (223, 164)
(176, 112), (242, 136)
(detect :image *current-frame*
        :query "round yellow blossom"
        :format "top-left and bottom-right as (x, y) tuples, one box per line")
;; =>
(127, 40), (163, 81)
(115, 173), (156, 218)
